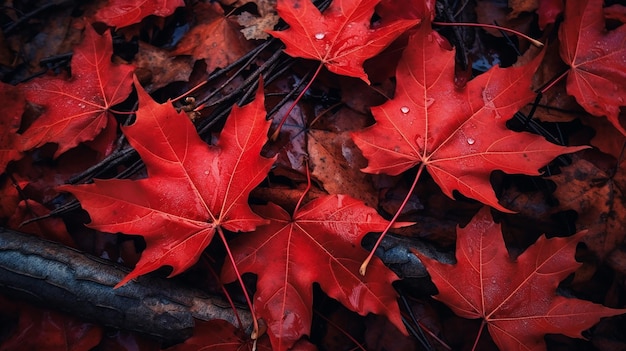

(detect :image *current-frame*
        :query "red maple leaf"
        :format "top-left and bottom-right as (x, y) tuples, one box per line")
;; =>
(0, 82), (25, 173)
(269, 0), (418, 83)
(351, 25), (586, 212)
(59, 78), (275, 287)
(94, 0), (185, 28)
(20, 25), (134, 158)
(413, 207), (626, 351)
(222, 196), (406, 350)
(165, 320), (274, 351)
(559, 0), (626, 134)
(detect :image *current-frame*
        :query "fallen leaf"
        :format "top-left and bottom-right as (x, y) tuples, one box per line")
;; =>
(559, 0), (626, 134)
(223, 196), (407, 350)
(550, 155), (626, 261)
(8, 199), (76, 248)
(165, 319), (273, 351)
(20, 25), (134, 158)
(508, 0), (538, 19)
(604, 4), (626, 23)
(0, 304), (102, 351)
(133, 41), (193, 91)
(59, 78), (275, 286)
(270, 0), (418, 83)
(352, 24), (586, 212)
(172, 2), (253, 73)
(307, 129), (378, 207)
(414, 207), (626, 351)
(0, 82), (24, 173)
(375, 0), (436, 22)
(537, 0), (563, 29)
(237, 11), (280, 40)
(94, 0), (185, 28)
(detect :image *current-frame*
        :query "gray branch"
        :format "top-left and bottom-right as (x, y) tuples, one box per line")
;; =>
(0, 227), (252, 344)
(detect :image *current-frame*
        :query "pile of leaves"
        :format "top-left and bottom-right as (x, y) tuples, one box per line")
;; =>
(1, 0), (626, 350)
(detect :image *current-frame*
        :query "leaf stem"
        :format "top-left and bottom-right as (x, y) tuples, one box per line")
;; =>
(471, 320), (487, 351)
(170, 80), (208, 103)
(270, 61), (324, 141)
(432, 21), (544, 47)
(293, 159), (312, 215)
(537, 68), (570, 95)
(216, 226), (261, 339)
(360, 163), (426, 276)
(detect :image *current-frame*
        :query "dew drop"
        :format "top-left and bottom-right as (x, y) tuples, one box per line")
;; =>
(78, 103), (86, 109)
(425, 98), (435, 108)
(314, 33), (325, 40)
(400, 106), (410, 114)
(204, 170), (209, 175)
(467, 137), (475, 145)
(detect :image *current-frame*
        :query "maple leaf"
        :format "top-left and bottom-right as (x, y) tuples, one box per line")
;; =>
(165, 319), (274, 351)
(94, 0), (185, 28)
(223, 196), (406, 350)
(413, 207), (626, 351)
(172, 2), (253, 73)
(0, 82), (25, 173)
(269, 0), (418, 83)
(59, 78), (275, 286)
(351, 25), (587, 212)
(20, 25), (134, 158)
(558, 0), (626, 135)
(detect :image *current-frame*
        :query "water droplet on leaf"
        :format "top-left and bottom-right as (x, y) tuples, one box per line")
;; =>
(400, 106), (410, 114)
(467, 138), (475, 145)
(425, 98), (435, 108)
(315, 33), (325, 40)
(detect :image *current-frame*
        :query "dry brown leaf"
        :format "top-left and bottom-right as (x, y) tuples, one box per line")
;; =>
(307, 129), (377, 207)
(237, 11), (280, 40)
(508, 0), (538, 18)
(133, 42), (193, 91)
(172, 2), (253, 73)
(550, 154), (626, 262)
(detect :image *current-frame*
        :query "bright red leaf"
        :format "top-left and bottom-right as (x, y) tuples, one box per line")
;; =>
(59, 78), (274, 287)
(21, 25), (134, 158)
(94, 0), (185, 28)
(223, 195), (406, 350)
(414, 207), (626, 351)
(559, 0), (626, 135)
(0, 82), (24, 173)
(269, 0), (418, 83)
(352, 25), (586, 212)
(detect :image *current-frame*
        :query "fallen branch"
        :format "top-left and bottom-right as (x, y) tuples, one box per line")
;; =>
(0, 227), (252, 344)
